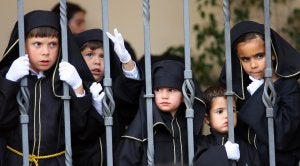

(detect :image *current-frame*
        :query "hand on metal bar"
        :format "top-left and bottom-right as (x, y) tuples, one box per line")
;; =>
(89, 82), (105, 116)
(225, 140), (240, 161)
(6, 54), (30, 82)
(59, 61), (83, 90)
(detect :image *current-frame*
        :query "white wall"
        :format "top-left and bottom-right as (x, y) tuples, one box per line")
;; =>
(0, 0), (201, 60)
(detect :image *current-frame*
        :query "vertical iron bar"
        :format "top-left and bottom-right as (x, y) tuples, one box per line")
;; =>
(59, 0), (72, 165)
(223, 1), (236, 165)
(101, 0), (115, 166)
(143, 0), (154, 165)
(263, 0), (276, 165)
(17, 0), (30, 165)
(223, 0), (235, 143)
(182, 0), (195, 165)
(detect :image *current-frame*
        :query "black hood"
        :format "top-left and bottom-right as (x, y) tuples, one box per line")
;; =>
(122, 60), (206, 140)
(74, 28), (103, 48)
(152, 60), (185, 91)
(1, 10), (61, 71)
(0, 10), (94, 94)
(219, 20), (300, 99)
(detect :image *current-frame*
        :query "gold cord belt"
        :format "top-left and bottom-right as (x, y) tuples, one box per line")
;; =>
(6, 145), (65, 166)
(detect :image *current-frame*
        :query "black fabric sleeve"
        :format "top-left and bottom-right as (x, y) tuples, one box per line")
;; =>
(0, 76), (20, 130)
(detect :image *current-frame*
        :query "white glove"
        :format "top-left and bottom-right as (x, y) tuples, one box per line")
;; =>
(6, 54), (30, 82)
(89, 82), (105, 116)
(106, 28), (132, 63)
(247, 76), (264, 95)
(224, 140), (240, 161)
(59, 62), (82, 89)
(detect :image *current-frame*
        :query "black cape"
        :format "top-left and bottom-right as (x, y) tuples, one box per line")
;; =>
(219, 21), (300, 166)
(193, 130), (261, 166)
(115, 60), (206, 166)
(71, 28), (144, 166)
(0, 10), (94, 166)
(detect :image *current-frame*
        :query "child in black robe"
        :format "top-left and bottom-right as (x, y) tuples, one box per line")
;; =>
(115, 60), (206, 166)
(193, 85), (261, 166)
(219, 20), (300, 166)
(0, 10), (94, 166)
(72, 28), (143, 166)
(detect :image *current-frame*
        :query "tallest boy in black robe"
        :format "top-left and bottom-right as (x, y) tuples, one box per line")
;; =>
(0, 10), (95, 166)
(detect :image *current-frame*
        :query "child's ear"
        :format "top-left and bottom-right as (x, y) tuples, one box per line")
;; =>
(204, 113), (210, 125)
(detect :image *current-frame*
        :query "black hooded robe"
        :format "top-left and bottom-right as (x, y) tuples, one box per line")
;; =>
(193, 130), (261, 166)
(114, 60), (206, 166)
(219, 20), (300, 166)
(0, 10), (94, 166)
(71, 28), (144, 166)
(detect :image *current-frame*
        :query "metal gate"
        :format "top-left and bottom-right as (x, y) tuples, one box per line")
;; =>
(13, 0), (282, 166)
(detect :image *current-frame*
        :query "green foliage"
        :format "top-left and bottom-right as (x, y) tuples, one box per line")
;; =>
(282, 8), (300, 50)
(192, 12), (225, 86)
(165, 0), (299, 88)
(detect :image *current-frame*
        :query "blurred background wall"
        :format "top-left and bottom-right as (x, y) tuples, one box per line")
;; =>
(0, 0), (202, 59)
(1, 0), (300, 84)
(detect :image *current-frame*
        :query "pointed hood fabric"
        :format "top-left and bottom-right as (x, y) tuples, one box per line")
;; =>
(0, 10), (94, 95)
(152, 59), (185, 91)
(74, 28), (103, 48)
(219, 20), (300, 99)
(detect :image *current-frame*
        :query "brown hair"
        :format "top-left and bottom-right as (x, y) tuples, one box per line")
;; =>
(80, 41), (103, 52)
(233, 32), (264, 54)
(27, 27), (60, 39)
(203, 85), (230, 113)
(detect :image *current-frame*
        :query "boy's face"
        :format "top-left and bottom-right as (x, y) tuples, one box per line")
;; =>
(154, 87), (183, 117)
(237, 37), (266, 80)
(25, 37), (59, 73)
(205, 96), (237, 134)
(81, 47), (104, 82)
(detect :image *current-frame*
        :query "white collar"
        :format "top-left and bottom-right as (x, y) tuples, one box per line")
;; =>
(30, 68), (45, 79)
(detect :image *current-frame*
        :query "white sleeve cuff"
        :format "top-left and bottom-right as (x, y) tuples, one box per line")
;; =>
(122, 61), (140, 80)
(75, 90), (86, 98)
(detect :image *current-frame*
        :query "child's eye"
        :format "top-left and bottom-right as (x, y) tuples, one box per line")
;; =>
(49, 42), (58, 48)
(84, 53), (94, 58)
(168, 88), (178, 92)
(33, 42), (41, 47)
(240, 57), (249, 62)
(256, 53), (265, 59)
(154, 88), (160, 92)
(216, 109), (223, 114)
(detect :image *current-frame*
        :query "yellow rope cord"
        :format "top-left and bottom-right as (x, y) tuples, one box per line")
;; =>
(6, 145), (65, 166)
